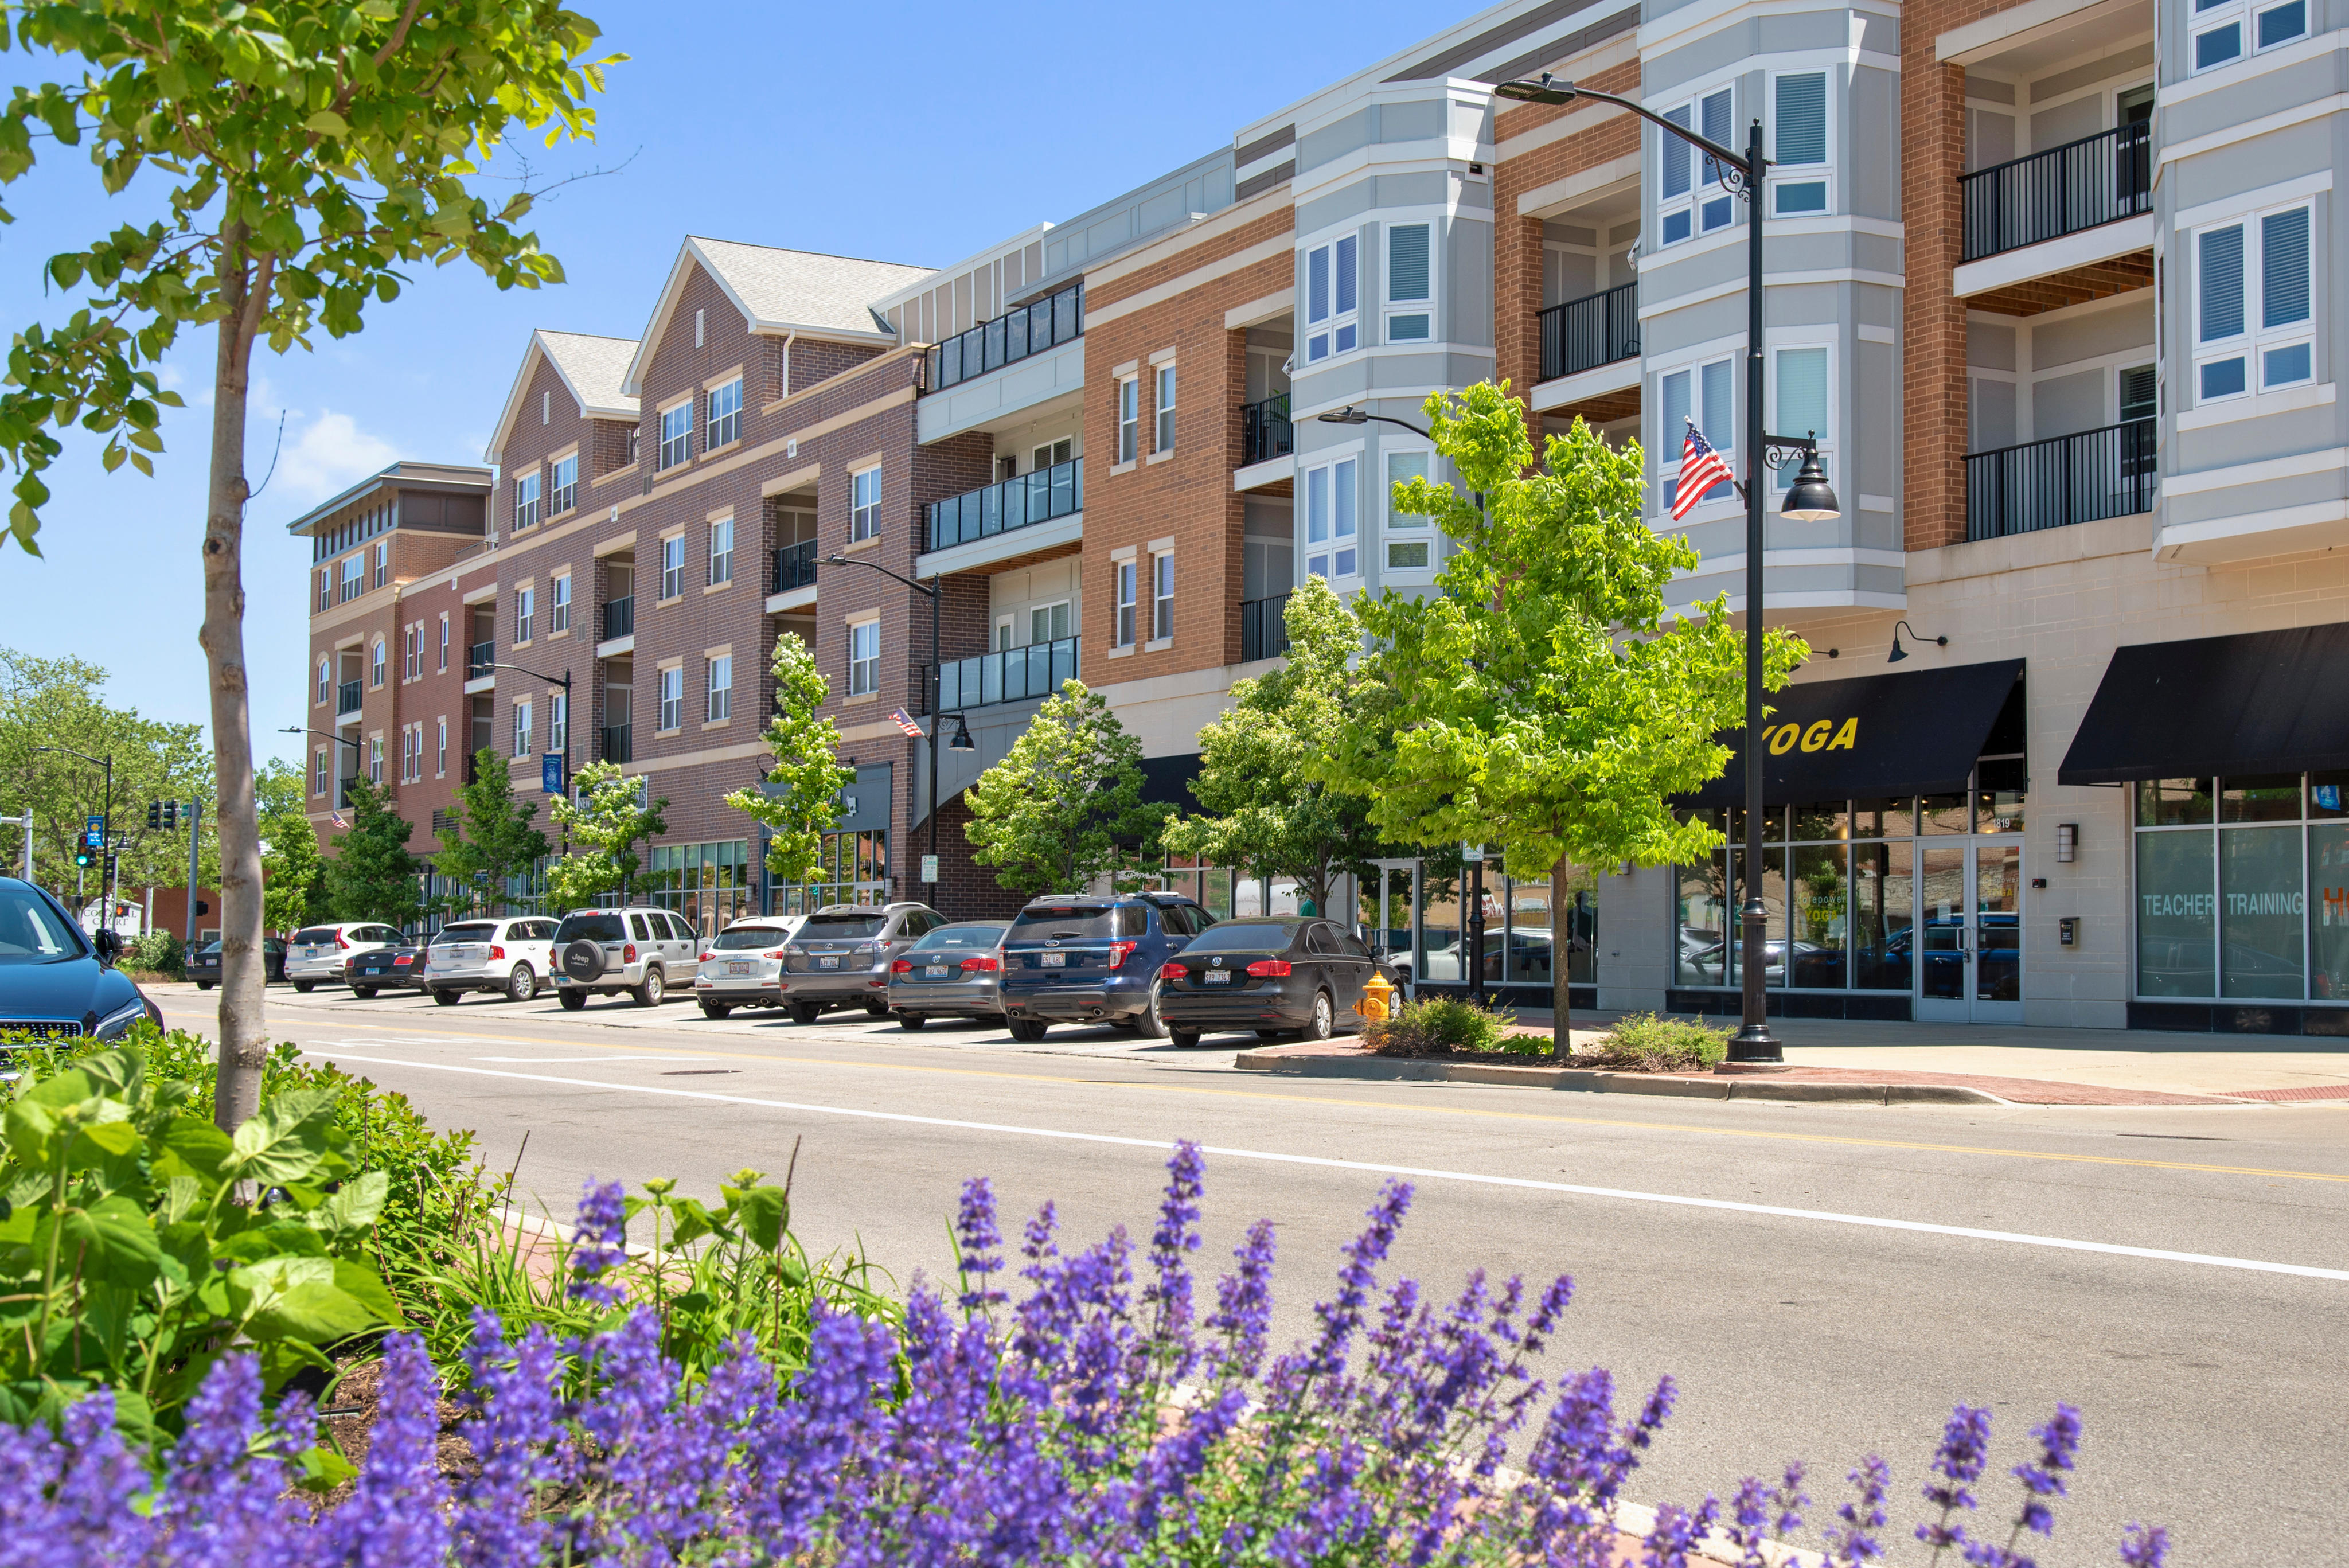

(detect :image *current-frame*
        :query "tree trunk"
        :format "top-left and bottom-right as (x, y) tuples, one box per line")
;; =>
(201, 244), (267, 1134)
(1551, 858), (1574, 1061)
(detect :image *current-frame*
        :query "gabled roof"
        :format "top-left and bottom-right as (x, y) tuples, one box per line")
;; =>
(483, 329), (641, 465)
(619, 237), (934, 396)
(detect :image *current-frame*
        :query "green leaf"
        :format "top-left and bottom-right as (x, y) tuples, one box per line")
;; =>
(303, 111), (350, 136)
(728, 1185), (787, 1254)
(229, 1085), (340, 1185)
(50, 1196), (163, 1288)
(294, 1444), (358, 1493)
(155, 1117), (235, 1188)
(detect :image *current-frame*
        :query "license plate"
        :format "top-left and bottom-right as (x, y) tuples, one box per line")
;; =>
(728, 961), (753, 976)
(1204, 970), (1232, 985)
(926, 965), (949, 978)
(1040, 951), (1066, 968)
(818, 955), (840, 969)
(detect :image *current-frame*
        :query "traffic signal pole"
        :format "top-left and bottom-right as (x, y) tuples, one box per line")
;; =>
(185, 798), (202, 947)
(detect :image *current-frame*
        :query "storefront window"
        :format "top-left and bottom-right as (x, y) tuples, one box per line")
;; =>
(649, 840), (750, 935)
(1419, 868), (1461, 982)
(1790, 801), (1849, 841)
(2221, 774), (2301, 824)
(1203, 867), (1234, 920)
(1921, 793), (1972, 834)
(1854, 797), (1915, 838)
(2311, 773), (2349, 818)
(2220, 826), (2303, 997)
(1789, 844), (1848, 987)
(1505, 879), (1552, 985)
(1676, 854), (1731, 986)
(776, 830), (886, 914)
(2135, 828), (2214, 997)
(1750, 849), (1789, 986)
(1563, 871), (1598, 985)
(1677, 803), (1930, 993)
(2137, 777), (2214, 826)
(1851, 841), (1913, 990)
(2311, 824), (2349, 998)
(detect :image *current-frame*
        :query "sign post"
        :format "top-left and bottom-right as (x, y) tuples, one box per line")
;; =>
(920, 852), (939, 886)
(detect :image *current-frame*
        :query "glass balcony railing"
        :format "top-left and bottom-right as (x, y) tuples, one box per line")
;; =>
(932, 636), (1079, 713)
(1239, 594), (1291, 662)
(772, 539), (818, 592)
(601, 595), (634, 640)
(1240, 395), (1293, 466)
(600, 724), (632, 765)
(1537, 281), (1640, 382)
(335, 679), (362, 715)
(926, 457), (1083, 552)
(1960, 122), (2151, 263)
(926, 282), (1083, 393)
(1965, 418), (2156, 541)
(466, 640), (495, 679)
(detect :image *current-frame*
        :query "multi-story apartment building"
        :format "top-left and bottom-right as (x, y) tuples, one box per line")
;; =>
(299, 0), (2349, 1036)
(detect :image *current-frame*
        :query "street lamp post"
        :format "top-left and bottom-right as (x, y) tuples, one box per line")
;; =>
(1494, 73), (1840, 1062)
(488, 661), (574, 798)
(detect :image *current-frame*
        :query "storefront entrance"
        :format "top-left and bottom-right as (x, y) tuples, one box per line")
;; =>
(1915, 841), (2024, 1023)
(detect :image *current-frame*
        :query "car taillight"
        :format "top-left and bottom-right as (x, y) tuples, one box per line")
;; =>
(623, 943), (637, 963)
(960, 955), (1001, 973)
(335, 931), (350, 949)
(1247, 958), (1293, 977)
(1160, 961), (1188, 981)
(393, 954), (413, 965)
(700, 950), (716, 962)
(489, 945), (505, 961)
(1107, 940), (1138, 969)
(891, 958), (912, 974)
(766, 949), (789, 959)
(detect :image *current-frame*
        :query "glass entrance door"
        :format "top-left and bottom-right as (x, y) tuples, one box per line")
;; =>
(1916, 842), (2024, 1022)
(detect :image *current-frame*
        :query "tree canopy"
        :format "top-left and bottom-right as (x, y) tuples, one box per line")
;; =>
(724, 634), (852, 888)
(321, 777), (419, 927)
(966, 681), (1165, 900)
(433, 748), (550, 916)
(548, 760), (666, 912)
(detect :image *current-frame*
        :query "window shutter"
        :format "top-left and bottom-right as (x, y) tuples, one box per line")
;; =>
(1388, 224), (1430, 301)
(1335, 235), (1359, 314)
(1660, 369), (1691, 446)
(1701, 360), (1735, 449)
(1700, 89), (1734, 181)
(1776, 74), (1827, 166)
(2199, 225), (2245, 341)
(2262, 208), (2310, 328)
(1776, 348), (1829, 439)
(1662, 106), (1692, 197)
(2120, 365), (2157, 423)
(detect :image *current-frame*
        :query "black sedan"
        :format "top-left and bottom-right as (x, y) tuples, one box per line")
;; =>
(344, 937), (429, 998)
(1156, 915), (1389, 1049)
(186, 938), (286, 990)
(0, 876), (161, 1045)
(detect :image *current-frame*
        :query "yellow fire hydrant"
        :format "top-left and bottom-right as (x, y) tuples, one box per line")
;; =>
(1354, 970), (1396, 1023)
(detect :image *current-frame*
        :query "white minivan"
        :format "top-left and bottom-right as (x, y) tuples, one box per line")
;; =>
(426, 916), (559, 1004)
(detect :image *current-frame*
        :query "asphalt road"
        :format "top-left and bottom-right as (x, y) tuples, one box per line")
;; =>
(155, 981), (2349, 1566)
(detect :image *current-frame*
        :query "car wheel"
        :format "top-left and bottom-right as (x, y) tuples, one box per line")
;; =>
(353, 985), (379, 1000)
(558, 989), (587, 1011)
(1008, 1018), (1049, 1043)
(789, 1000), (822, 1025)
(196, 981), (214, 992)
(1255, 1029), (1293, 1042)
(633, 968), (666, 1007)
(431, 989), (460, 1007)
(1130, 982), (1168, 1040)
(1304, 990), (1335, 1041)
(293, 981), (315, 994)
(864, 998), (888, 1018)
(1169, 1028), (1201, 1050)
(700, 1001), (732, 1020)
(896, 1011), (926, 1031)
(506, 964), (539, 1003)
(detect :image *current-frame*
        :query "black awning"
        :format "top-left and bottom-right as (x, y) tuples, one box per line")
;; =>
(1684, 659), (2024, 807)
(2059, 623), (2349, 785)
(1140, 753), (1203, 812)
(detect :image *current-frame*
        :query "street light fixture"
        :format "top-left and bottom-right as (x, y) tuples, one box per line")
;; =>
(1317, 405), (1432, 439)
(1495, 70), (1842, 1062)
(821, 552), (961, 911)
(486, 661), (575, 797)
(1886, 621), (1947, 665)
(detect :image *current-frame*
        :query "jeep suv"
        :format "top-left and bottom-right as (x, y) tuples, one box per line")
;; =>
(552, 906), (699, 1008)
(997, 891), (1212, 1042)
(777, 903), (943, 1024)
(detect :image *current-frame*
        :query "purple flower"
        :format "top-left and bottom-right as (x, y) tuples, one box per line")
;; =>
(333, 1333), (454, 1567)
(153, 1356), (302, 1567)
(1918, 1405), (1992, 1559)
(568, 1176), (629, 1306)
(1825, 1456), (1890, 1568)
(1724, 1463), (1806, 1568)
(454, 1311), (564, 1568)
(1643, 1496), (1722, 1568)
(955, 1175), (1006, 1313)
(2119, 1523), (2170, 1568)
(1205, 1217), (1277, 1381)
(2009, 1403), (2082, 1537)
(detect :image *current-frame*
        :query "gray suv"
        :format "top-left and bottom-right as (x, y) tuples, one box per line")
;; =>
(779, 902), (943, 1024)
(553, 906), (700, 1009)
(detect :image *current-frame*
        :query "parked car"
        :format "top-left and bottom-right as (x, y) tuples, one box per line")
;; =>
(690, 915), (809, 1018)
(345, 936), (431, 998)
(552, 906), (701, 1008)
(0, 876), (161, 1044)
(426, 916), (560, 1004)
(776, 903), (945, 1024)
(1157, 915), (1389, 1048)
(185, 938), (285, 989)
(887, 921), (1012, 1029)
(997, 891), (1212, 1042)
(284, 922), (402, 992)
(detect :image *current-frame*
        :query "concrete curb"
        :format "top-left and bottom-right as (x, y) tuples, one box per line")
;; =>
(1230, 1049), (2004, 1106)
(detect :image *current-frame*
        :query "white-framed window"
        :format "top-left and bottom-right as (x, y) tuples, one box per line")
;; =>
(2118, 362), (2158, 424)
(514, 699), (533, 758)
(1770, 71), (1829, 217)
(660, 535), (686, 599)
(551, 453), (578, 514)
(402, 624), (418, 681)
(996, 615), (1015, 650)
(1770, 345), (1833, 493)
(1387, 223), (1432, 342)
(2195, 202), (2313, 404)
(1660, 357), (1737, 512)
(400, 726), (414, 783)
(1114, 560), (1138, 647)
(848, 620), (880, 696)
(706, 377), (742, 450)
(515, 584), (535, 645)
(851, 465), (883, 541)
(370, 638), (387, 688)
(1304, 457), (1359, 580)
(550, 692), (568, 754)
(1385, 450), (1433, 570)
(657, 402), (692, 470)
(373, 540), (388, 588)
(658, 666), (685, 730)
(551, 573), (571, 633)
(340, 554), (363, 602)
(514, 470), (541, 531)
(1029, 600), (1072, 644)
(315, 656), (329, 704)
(708, 517), (734, 586)
(1155, 363), (1177, 453)
(707, 655), (732, 722)
(1305, 234), (1360, 362)
(312, 748), (326, 797)
(1659, 87), (1736, 247)
(318, 567), (332, 611)
(1117, 377), (1140, 462)
(438, 614), (449, 672)
(1152, 552), (1174, 641)
(1032, 436), (1074, 471)
(2189, 0), (2305, 73)
(435, 717), (446, 776)
(368, 737), (383, 786)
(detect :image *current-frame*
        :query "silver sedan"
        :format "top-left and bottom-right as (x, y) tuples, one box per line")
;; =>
(886, 922), (1012, 1030)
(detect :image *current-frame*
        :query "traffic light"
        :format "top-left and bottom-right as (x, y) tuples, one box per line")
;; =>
(147, 802), (161, 829)
(164, 802), (178, 830)
(73, 849), (94, 869)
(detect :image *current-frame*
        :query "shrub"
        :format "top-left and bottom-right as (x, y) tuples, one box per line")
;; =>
(1363, 995), (1517, 1056)
(1577, 1011), (1732, 1072)
(123, 927), (185, 978)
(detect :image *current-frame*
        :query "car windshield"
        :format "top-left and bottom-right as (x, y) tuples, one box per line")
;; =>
(0, 886), (84, 963)
(197, 942), (222, 957)
(799, 914), (885, 940)
(291, 926), (338, 945)
(1177, 920), (1297, 954)
(556, 913), (627, 942)
(910, 925), (1007, 951)
(438, 923), (496, 943)
(1008, 906), (1115, 940)
(714, 926), (789, 951)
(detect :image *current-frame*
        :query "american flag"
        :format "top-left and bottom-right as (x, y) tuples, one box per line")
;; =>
(1671, 419), (1734, 522)
(888, 708), (926, 739)
(329, 808), (349, 829)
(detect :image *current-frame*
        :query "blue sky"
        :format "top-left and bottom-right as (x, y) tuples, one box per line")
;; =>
(0, 0), (1438, 768)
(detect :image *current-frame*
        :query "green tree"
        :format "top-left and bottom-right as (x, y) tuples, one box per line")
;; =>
(321, 778), (420, 927)
(0, 2), (615, 1132)
(257, 760), (327, 935)
(1161, 578), (1390, 917)
(966, 680), (1166, 899)
(724, 634), (852, 886)
(432, 748), (551, 916)
(1319, 385), (1807, 1048)
(548, 759), (666, 912)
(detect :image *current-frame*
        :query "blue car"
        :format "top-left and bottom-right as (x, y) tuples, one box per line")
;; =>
(998, 891), (1213, 1042)
(0, 877), (161, 1046)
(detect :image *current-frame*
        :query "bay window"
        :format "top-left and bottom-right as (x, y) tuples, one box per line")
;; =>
(1304, 457), (1359, 581)
(1387, 223), (1431, 342)
(1659, 357), (1735, 512)
(1770, 72), (1828, 216)
(1304, 233), (1359, 362)
(1658, 87), (1735, 247)
(2195, 202), (2313, 404)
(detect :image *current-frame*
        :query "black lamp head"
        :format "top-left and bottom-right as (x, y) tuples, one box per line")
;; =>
(1888, 620), (1946, 665)
(822, 553), (848, 565)
(948, 716), (976, 753)
(1778, 440), (1840, 522)
(1493, 73), (1577, 106)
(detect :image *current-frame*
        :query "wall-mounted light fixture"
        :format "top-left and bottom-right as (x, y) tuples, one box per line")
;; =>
(2057, 822), (2078, 863)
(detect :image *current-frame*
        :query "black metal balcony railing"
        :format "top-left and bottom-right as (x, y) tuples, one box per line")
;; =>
(926, 457), (1083, 553)
(600, 724), (632, 765)
(772, 539), (818, 592)
(1961, 122), (2152, 263)
(927, 282), (1083, 393)
(601, 595), (634, 641)
(931, 636), (1080, 713)
(1537, 281), (1640, 383)
(335, 678), (362, 715)
(1965, 418), (2157, 542)
(1240, 394), (1293, 466)
(1239, 595), (1292, 663)
(466, 639), (495, 679)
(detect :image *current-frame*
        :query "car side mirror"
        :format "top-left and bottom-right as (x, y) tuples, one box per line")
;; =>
(92, 927), (121, 963)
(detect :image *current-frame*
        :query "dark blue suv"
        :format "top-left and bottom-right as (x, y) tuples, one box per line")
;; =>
(998, 891), (1212, 1041)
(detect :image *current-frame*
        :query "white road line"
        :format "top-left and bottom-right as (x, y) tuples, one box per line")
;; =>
(472, 1055), (707, 1064)
(304, 1051), (2349, 1285)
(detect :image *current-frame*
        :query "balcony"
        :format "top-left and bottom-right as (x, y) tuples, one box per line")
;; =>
(601, 595), (634, 641)
(1966, 419), (2156, 543)
(600, 724), (632, 765)
(932, 636), (1079, 712)
(1538, 282), (1640, 383)
(1240, 395), (1293, 467)
(927, 282), (1083, 394)
(772, 540), (818, 592)
(335, 679), (362, 716)
(926, 457), (1082, 553)
(466, 640), (495, 680)
(1961, 124), (2151, 263)
(1239, 595), (1291, 663)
